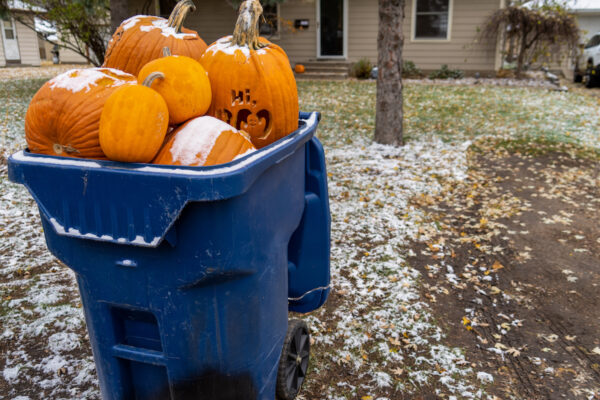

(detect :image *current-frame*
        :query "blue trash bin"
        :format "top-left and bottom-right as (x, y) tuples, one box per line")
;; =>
(8, 112), (330, 400)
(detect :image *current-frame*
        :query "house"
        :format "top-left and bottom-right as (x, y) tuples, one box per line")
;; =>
(572, 1), (600, 42)
(0, 1), (88, 68)
(127, 0), (505, 76)
(0, 3), (41, 67)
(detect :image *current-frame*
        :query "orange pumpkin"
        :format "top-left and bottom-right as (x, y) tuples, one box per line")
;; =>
(103, 0), (207, 76)
(25, 68), (136, 159)
(294, 64), (305, 74)
(138, 48), (212, 125)
(153, 116), (256, 167)
(99, 72), (169, 163)
(199, 0), (299, 149)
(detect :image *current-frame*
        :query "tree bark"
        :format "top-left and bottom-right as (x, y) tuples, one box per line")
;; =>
(516, 25), (529, 78)
(375, 0), (405, 146)
(110, 0), (132, 34)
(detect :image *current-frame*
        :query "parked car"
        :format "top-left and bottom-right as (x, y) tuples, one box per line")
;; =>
(574, 32), (600, 88)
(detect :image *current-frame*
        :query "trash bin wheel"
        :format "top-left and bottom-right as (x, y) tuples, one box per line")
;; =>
(276, 319), (310, 400)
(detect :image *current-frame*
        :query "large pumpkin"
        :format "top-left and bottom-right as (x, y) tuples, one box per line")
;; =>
(153, 116), (256, 167)
(25, 68), (136, 159)
(103, 0), (207, 76)
(100, 72), (169, 163)
(138, 48), (212, 125)
(199, 0), (299, 149)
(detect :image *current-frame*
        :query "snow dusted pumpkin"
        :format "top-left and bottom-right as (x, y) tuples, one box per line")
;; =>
(138, 48), (212, 125)
(103, 0), (207, 76)
(199, 0), (299, 149)
(100, 72), (169, 163)
(25, 68), (136, 159)
(152, 116), (256, 167)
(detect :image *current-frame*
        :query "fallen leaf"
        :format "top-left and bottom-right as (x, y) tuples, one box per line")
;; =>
(492, 261), (504, 270)
(506, 347), (521, 357)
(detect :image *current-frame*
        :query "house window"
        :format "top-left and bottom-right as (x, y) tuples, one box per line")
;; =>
(2, 17), (15, 40)
(413, 0), (451, 40)
(259, 5), (280, 39)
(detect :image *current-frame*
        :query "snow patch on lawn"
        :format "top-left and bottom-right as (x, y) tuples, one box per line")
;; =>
(304, 135), (487, 398)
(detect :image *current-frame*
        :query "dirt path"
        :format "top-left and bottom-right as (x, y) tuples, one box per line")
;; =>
(409, 141), (600, 399)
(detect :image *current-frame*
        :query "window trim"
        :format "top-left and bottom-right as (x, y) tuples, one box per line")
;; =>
(260, 3), (281, 41)
(411, 0), (453, 43)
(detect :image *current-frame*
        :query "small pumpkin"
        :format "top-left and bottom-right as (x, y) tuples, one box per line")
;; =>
(99, 72), (169, 163)
(153, 116), (256, 167)
(103, 0), (207, 76)
(294, 64), (305, 74)
(138, 48), (212, 125)
(25, 68), (136, 159)
(199, 0), (299, 149)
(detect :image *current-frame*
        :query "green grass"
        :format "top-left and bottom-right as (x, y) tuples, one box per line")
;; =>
(1, 78), (599, 156)
(298, 81), (600, 152)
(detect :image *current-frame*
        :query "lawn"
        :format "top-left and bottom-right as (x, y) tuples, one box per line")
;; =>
(1, 75), (599, 399)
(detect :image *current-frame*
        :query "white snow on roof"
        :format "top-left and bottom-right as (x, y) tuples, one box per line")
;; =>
(7, 0), (45, 12)
(34, 17), (55, 35)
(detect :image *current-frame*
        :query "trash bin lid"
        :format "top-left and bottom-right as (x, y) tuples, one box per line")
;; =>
(8, 112), (320, 248)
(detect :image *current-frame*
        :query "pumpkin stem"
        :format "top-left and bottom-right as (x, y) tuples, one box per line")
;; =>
(167, 0), (196, 34)
(231, 0), (264, 50)
(142, 72), (165, 87)
(163, 47), (172, 57)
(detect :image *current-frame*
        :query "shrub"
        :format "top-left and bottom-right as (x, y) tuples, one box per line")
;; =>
(352, 58), (374, 79)
(402, 60), (423, 78)
(429, 64), (464, 80)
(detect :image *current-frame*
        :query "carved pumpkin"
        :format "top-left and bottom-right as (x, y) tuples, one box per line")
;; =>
(294, 64), (305, 74)
(153, 116), (256, 167)
(103, 0), (207, 76)
(25, 68), (136, 159)
(199, 0), (299, 149)
(138, 48), (212, 125)
(99, 72), (169, 163)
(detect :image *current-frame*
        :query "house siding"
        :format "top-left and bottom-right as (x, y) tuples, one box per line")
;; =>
(184, 1), (238, 45)
(15, 19), (41, 66)
(404, 0), (500, 72)
(273, 0), (317, 64)
(40, 38), (89, 64)
(120, 0), (501, 72)
(575, 13), (600, 42)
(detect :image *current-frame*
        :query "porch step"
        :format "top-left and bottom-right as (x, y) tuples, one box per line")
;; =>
(296, 72), (348, 80)
(295, 61), (352, 80)
(301, 66), (350, 73)
(302, 61), (351, 69)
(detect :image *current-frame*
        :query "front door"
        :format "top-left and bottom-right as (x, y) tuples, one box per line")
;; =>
(1, 17), (20, 61)
(318, 0), (346, 58)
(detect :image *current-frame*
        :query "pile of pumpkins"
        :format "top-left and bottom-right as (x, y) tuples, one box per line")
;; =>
(25, 0), (299, 167)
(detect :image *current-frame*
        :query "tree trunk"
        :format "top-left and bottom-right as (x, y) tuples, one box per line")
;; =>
(110, 0), (132, 34)
(516, 26), (528, 78)
(375, 0), (405, 146)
